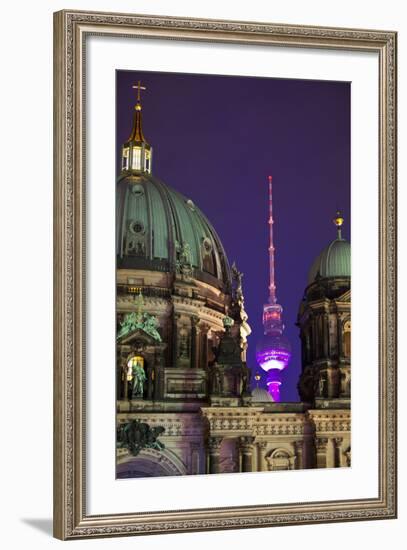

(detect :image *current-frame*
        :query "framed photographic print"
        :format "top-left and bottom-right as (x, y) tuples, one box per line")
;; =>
(53, 9), (397, 540)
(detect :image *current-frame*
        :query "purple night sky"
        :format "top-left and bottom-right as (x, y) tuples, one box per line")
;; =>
(116, 70), (350, 402)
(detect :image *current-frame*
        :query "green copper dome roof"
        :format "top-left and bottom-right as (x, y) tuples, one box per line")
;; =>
(251, 387), (274, 403)
(308, 237), (351, 284)
(116, 173), (231, 289)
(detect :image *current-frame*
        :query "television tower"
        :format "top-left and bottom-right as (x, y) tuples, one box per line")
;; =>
(255, 176), (291, 401)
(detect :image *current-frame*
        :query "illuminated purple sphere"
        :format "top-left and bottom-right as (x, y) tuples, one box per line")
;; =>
(256, 334), (292, 401)
(256, 334), (292, 372)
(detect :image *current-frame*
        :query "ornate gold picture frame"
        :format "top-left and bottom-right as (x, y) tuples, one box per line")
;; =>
(53, 9), (397, 540)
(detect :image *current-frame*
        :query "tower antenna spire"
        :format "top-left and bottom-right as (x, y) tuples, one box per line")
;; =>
(268, 175), (277, 305)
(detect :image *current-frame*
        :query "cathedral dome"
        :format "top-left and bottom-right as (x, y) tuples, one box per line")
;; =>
(251, 386), (274, 403)
(307, 213), (350, 284)
(308, 238), (351, 284)
(116, 173), (231, 290)
(116, 83), (231, 291)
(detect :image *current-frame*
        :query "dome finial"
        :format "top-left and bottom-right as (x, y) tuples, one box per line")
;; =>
(333, 210), (344, 240)
(132, 81), (146, 111)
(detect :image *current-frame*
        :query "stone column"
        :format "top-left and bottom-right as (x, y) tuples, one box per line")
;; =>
(325, 313), (330, 357)
(172, 313), (180, 367)
(201, 325), (209, 369)
(190, 316), (200, 368)
(207, 436), (223, 474)
(294, 440), (304, 470)
(122, 363), (129, 400)
(315, 437), (328, 469)
(334, 437), (343, 467)
(239, 436), (255, 472)
(190, 443), (201, 475)
(257, 441), (268, 472)
(315, 314), (321, 359)
(337, 314), (343, 358)
(322, 313), (328, 357)
(153, 347), (164, 400)
(146, 365), (154, 400)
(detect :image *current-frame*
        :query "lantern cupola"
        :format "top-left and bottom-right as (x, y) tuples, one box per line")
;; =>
(121, 81), (152, 175)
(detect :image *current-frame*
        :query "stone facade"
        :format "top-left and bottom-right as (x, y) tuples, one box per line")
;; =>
(116, 263), (351, 477)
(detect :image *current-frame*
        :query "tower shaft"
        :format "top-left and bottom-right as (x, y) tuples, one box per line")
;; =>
(268, 175), (276, 305)
(262, 176), (283, 337)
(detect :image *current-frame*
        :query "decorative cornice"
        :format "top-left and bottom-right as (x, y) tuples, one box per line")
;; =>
(118, 413), (204, 437)
(308, 410), (351, 433)
(201, 408), (308, 435)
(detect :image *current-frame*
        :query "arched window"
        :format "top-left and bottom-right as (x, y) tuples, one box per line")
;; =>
(126, 355), (145, 384)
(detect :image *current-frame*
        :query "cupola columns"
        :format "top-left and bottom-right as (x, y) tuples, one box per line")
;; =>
(121, 81), (153, 175)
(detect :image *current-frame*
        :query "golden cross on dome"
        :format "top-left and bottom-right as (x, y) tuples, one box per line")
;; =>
(132, 81), (146, 103)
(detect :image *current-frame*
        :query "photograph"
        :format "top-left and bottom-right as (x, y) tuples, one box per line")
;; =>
(115, 70), (351, 479)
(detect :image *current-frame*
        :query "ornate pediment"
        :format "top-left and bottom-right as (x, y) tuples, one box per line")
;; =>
(117, 292), (162, 343)
(117, 311), (162, 343)
(117, 326), (158, 347)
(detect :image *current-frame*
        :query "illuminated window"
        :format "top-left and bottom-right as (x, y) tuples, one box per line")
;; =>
(132, 147), (141, 170)
(126, 355), (144, 379)
(122, 147), (129, 170)
(145, 150), (151, 173)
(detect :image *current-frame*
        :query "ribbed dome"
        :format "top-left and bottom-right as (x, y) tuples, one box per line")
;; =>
(251, 387), (274, 403)
(116, 173), (231, 289)
(308, 238), (351, 284)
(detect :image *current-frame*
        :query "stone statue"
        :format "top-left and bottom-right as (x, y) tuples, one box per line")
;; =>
(231, 261), (243, 301)
(210, 365), (222, 395)
(117, 300), (161, 342)
(230, 262), (252, 361)
(117, 419), (165, 456)
(318, 374), (326, 397)
(176, 241), (193, 280)
(131, 363), (146, 398)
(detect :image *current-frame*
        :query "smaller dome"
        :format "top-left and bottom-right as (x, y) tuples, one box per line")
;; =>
(308, 238), (350, 284)
(251, 387), (274, 403)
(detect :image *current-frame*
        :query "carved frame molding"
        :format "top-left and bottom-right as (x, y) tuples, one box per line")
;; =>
(54, 9), (397, 539)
